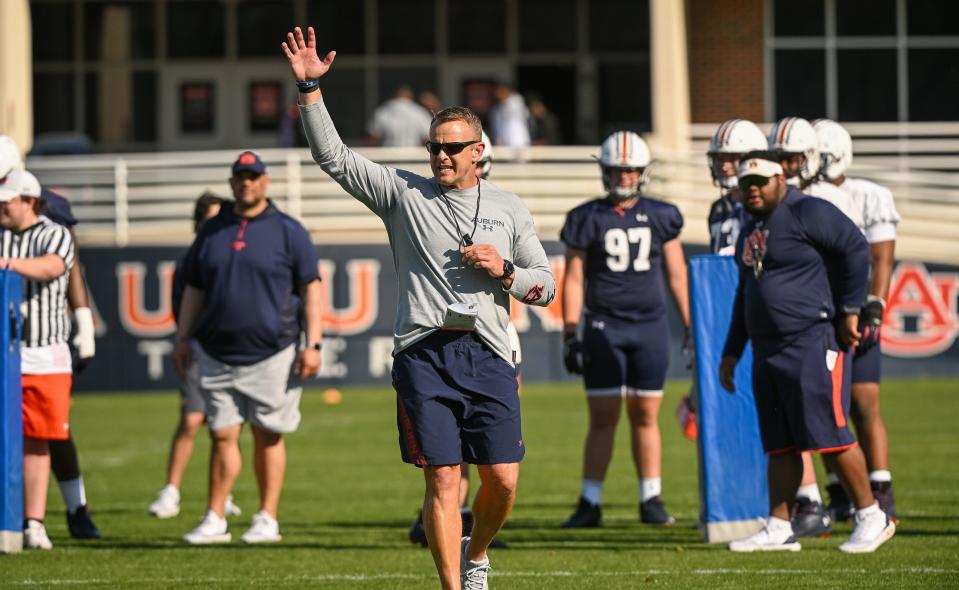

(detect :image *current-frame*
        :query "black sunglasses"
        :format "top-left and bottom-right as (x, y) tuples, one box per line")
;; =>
(426, 140), (480, 156)
(738, 175), (771, 190)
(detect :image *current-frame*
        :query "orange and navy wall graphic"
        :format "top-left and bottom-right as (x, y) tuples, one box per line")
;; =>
(72, 245), (959, 392)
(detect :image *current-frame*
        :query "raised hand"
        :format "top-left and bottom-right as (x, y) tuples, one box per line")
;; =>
(281, 26), (336, 82)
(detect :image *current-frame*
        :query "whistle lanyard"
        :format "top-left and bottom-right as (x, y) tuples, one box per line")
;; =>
(436, 181), (482, 248)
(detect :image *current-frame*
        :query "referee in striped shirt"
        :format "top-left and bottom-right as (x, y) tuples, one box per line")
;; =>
(0, 168), (75, 550)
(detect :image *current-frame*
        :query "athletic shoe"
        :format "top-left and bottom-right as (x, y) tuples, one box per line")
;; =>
(838, 507), (896, 553)
(640, 496), (676, 526)
(183, 510), (231, 544)
(149, 485), (181, 519)
(729, 524), (801, 552)
(561, 496), (602, 528)
(67, 505), (102, 539)
(24, 520), (53, 550)
(460, 536), (490, 590)
(409, 510), (428, 547)
(790, 497), (832, 538)
(826, 482), (854, 523)
(225, 495), (242, 518)
(871, 481), (898, 521)
(241, 511), (282, 544)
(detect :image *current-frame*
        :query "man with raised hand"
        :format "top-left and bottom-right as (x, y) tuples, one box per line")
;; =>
(282, 26), (555, 589)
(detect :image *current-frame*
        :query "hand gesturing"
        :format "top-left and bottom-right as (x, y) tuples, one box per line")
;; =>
(281, 26), (336, 82)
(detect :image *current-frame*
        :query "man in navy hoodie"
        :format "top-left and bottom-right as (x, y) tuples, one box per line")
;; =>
(719, 151), (895, 554)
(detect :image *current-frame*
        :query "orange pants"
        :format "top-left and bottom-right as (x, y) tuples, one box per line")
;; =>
(22, 373), (73, 440)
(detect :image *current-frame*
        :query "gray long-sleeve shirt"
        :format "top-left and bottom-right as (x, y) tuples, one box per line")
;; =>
(301, 99), (555, 364)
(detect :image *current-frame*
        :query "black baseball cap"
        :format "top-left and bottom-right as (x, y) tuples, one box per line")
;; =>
(231, 151), (267, 176)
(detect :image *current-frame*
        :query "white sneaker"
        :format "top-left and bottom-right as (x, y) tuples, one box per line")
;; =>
(241, 511), (282, 544)
(148, 485), (181, 519)
(225, 495), (242, 517)
(183, 510), (231, 544)
(24, 520), (53, 550)
(460, 536), (491, 590)
(839, 505), (896, 553)
(729, 524), (801, 552)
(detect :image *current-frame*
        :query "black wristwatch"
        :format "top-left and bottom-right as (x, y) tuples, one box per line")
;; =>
(307, 341), (322, 351)
(499, 259), (515, 281)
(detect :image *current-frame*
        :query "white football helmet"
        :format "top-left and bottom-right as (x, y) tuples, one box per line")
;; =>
(707, 119), (768, 190)
(598, 130), (651, 199)
(768, 117), (821, 184)
(0, 135), (24, 179)
(813, 119), (853, 181)
(478, 131), (493, 179)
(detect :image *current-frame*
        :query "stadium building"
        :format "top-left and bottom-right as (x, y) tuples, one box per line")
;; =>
(3, 0), (957, 152)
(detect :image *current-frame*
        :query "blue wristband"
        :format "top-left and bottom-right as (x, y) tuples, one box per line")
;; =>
(296, 79), (320, 93)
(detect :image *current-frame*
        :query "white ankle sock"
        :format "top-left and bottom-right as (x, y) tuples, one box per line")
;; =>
(58, 477), (87, 513)
(796, 483), (822, 504)
(869, 470), (892, 483)
(639, 477), (662, 503)
(581, 479), (603, 506)
(856, 501), (881, 519)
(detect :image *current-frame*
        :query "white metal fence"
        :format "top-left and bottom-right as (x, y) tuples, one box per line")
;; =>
(25, 122), (959, 264)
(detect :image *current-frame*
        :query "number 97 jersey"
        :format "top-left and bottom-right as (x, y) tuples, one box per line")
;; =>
(561, 196), (684, 322)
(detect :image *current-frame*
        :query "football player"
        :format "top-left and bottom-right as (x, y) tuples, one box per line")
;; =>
(707, 119), (769, 255)
(815, 119), (900, 522)
(560, 131), (690, 528)
(767, 117), (859, 538)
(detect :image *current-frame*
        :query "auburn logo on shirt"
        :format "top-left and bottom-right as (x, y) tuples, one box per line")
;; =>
(741, 228), (769, 267)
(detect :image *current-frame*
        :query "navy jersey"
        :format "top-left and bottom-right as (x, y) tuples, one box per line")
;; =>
(41, 189), (78, 228)
(183, 201), (320, 365)
(561, 196), (683, 322)
(723, 187), (869, 357)
(172, 256), (186, 323)
(708, 195), (749, 255)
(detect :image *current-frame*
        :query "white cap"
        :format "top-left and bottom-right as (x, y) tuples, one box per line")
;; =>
(0, 135), (24, 179)
(0, 169), (42, 202)
(737, 157), (784, 179)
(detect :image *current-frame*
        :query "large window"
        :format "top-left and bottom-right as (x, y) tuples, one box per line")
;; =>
(237, 0), (295, 57)
(167, 1), (225, 59)
(769, 0), (959, 121)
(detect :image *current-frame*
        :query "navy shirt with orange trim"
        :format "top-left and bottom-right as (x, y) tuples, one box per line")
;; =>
(560, 196), (684, 322)
(722, 187), (869, 358)
(183, 201), (320, 365)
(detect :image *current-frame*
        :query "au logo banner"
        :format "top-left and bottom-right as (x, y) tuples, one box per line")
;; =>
(71, 247), (959, 392)
(883, 262), (959, 358)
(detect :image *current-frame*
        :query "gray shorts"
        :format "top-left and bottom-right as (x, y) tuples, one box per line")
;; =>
(196, 344), (303, 434)
(179, 341), (206, 414)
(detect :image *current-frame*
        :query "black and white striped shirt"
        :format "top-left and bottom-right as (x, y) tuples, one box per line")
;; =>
(0, 216), (74, 347)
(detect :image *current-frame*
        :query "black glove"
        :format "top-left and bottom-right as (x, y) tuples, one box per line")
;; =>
(859, 296), (884, 350)
(563, 333), (585, 374)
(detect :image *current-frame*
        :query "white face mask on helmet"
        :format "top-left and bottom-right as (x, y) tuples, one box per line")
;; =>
(0, 135), (24, 179)
(813, 119), (852, 181)
(598, 130), (651, 200)
(707, 119), (768, 190)
(768, 117), (821, 184)
(478, 131), (493, 179)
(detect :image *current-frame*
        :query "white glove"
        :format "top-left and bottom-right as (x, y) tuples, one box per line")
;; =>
(72, 307), (96, 359)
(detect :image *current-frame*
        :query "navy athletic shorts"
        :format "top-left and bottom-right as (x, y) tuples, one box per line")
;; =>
(752, 322), (857, 455)
(852, 338), (882, 384)
(392, 330), (524, 467)
(582, 314), (670, 396)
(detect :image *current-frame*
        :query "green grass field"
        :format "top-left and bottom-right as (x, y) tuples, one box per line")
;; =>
(4, 377), (958, 588)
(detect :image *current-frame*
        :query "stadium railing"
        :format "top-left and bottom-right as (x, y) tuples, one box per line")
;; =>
(25, 122), (959, 264)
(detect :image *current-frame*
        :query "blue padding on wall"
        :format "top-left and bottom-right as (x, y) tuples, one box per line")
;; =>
(689, 255), (767, 523)
(0, 270), (22, 536)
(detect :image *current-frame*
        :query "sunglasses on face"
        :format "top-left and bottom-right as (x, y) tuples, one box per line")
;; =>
(738, 175), (771, 191)
(426, 140), (480, 156)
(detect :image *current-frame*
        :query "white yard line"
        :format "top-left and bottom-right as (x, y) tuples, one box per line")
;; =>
(10, 567), (957, 586)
